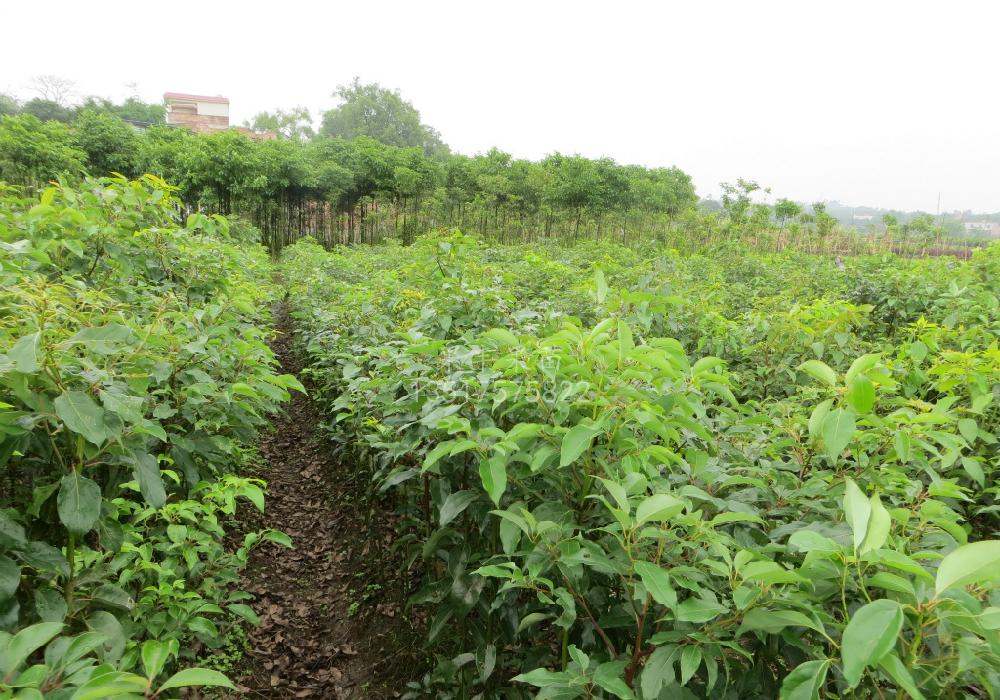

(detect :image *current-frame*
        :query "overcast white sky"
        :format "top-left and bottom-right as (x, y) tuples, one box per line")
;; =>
(3, 1), (997, 212)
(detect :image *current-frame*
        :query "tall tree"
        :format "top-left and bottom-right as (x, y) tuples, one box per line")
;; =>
(773, 198), (802, 226)
(0, 94), (19, 117)
(20, 99), (73, 123)
(0, 114), (86, 185)
(29, 75), (75, 105)
(79, 96), (166, 125)
(72, 109), (140, 177)
(244, 107), (314, 140)
(320, 79), (448, 156)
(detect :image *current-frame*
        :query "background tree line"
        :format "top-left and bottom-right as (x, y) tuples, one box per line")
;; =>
(0, 81), (696, 251)
(0, 77), (965, 255)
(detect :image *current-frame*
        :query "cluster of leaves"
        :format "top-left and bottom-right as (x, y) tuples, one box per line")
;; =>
(283, 232), (1000, 698)
(0, 176), (300, 697)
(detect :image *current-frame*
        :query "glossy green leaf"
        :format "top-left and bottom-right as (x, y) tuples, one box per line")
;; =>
(155, 667), (236, 692)
(635, 493), (684, 526)
(479, 456), (507, 506)
(841, 599), (903, 688)
(935, 540), (1000, 595)
(807, 399), (832, 440)
(843, 478), (870, 551)
(859, 493), (891, 555)
(798, 360), (837, 387)
(779, 659), (830, 700)
(559, 424), (597, 467)
(846, 375), (875, 414)
(878, 653), (925, 700)
(633, 561), (676, 609)
(141, 639), (171, 680)
(1, 621), (62, 676)
(821, 408), (855, 461)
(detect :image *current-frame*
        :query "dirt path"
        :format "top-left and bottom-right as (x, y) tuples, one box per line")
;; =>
(231, 306), (421, 699)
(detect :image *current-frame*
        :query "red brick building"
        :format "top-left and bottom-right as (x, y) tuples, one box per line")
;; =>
(163, 92), (230, 133)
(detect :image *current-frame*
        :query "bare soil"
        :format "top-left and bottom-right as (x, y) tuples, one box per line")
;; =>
(229, 306), (424, 699)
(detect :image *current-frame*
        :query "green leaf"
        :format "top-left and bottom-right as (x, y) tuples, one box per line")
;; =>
(878, 654), (925, 700)
(68, 324), (134, 355)
(57, 473), (102, 536)
(740, 560), (803, 585)
(1, 622), (62, 676)
(961, 457), (985, 487)
(957, 418), (978, 445)
(779, 659), (830, 700)
(788, 530), (840, 554)
(130, 453), (166, 508)
(640, 646), (677, 698)
(617, 319), (634, 357)
(840, 599), (904, 688)
(859, 493), (891, 555)
(261, 530), (293, 548)
(0, 511), (26, 549)
(34, 587), (67, 622)
(843, 478), (871, 552)
(0, 555), (20, 602)
(676, 598), (727, 623)
(635, 493), (685, 526)
(845, 353), (881, 385)
(738, 608), (820, 635)
(808, 399), (833, 440)
(6, 332), (41, 373)
(511, 667), (573, 687)
(227, 603), (260, 625)
(560, 424), (597, 467)
(633, 561), (676, 609)
(821, 408), (855, 461)
(798, 360), (837, 387)
(680, 646), (701, 686)
(421, 442), (452, 473)
(100, 390), (144, 424)
(866, 572), (916, 601)
(483, 328), (518, 347)
(141, 639), (172, 681)
(894, 431), (911, 463)
(479, 456), (507, 506)
(69, 671), (148, 699)
(846, 375), (875, 414)
(154, 668), (235, 692)
(439, 490), (478, 527)
(54, 391), (107, 446)
(935, 540), (1000, 595)
(593, 660), (634, 699)
(516, 612), (552, 635)
(597, 477), (629, 513)
(594, 269), (609, 304)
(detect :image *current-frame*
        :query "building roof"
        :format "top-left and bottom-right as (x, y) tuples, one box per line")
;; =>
(163, 92), (230, 104)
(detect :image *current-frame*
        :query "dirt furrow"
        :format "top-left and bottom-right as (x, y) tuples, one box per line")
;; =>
(230, 306), (420, 699)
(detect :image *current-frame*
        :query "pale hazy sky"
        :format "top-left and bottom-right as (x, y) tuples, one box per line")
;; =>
(3, 1), (998, 212)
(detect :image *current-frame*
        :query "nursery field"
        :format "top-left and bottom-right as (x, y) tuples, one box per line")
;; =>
(282, 232), (1000, 698)
(2, 175), (1000, 700)
(0, 177), (301, 698)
